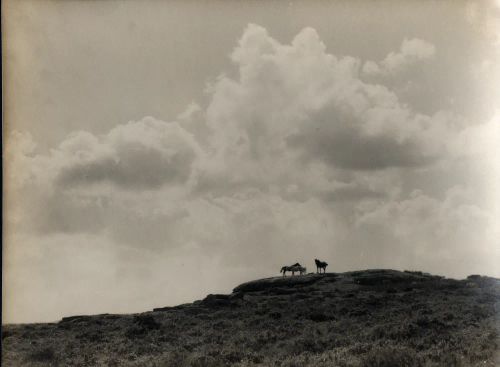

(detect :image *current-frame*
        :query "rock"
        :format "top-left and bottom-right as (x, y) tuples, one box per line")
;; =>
(153, 303), (191, 312)
(350, 269), (439, 286)
(201, 294), (232, 307)
(233, 273), (336, 293)
(60, 314), (111, 323)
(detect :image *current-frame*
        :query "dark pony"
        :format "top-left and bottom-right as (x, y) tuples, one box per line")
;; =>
(314, 259), (328, 274)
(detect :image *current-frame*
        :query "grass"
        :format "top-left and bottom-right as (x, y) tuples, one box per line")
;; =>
(2, 269), (499, 366)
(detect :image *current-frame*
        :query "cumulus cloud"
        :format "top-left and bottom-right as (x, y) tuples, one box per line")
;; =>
(9, 24), (492, 249)
(6, 26), (444, 207)
(54, 117), (202, 190)
(363, 38), (436, 76)
(5, 117), (205, 236)
(205, 25), (447, 178)
(8, 24), (489, 239)
(4, 117), (203, 194)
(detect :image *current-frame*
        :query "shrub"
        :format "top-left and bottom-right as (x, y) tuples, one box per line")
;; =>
(269, 311), (282, 320)
(360, 346), (422, 367)
(134, 314), (161, 330)
(308, 312), (329, 322)
(2, 330), (13, 339)
(28, 346), (58, 363)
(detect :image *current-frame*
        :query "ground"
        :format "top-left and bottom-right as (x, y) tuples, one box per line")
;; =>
(2, 269), (499, 366)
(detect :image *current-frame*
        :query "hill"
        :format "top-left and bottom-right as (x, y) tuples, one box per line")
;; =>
(2, 269), (499, 366)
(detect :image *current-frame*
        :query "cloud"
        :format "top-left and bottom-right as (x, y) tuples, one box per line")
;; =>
(5, 117), (205, 236)
(207, 25), (447, 175)
(8, 24), (490, 243)
(54, 117), (202, 190)
(8, 24), (487, 238)
(285, 105), (443, 170)
(5, 117), (205, 202)
(4, 117), (203, 195)
(363, 38), (436, 76)
(5, 25), (445, 207)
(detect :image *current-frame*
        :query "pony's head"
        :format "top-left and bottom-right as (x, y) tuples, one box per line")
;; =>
(280, 266), (286, 273)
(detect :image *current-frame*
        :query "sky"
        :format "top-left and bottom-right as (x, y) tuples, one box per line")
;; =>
(3, 0), (500, 323)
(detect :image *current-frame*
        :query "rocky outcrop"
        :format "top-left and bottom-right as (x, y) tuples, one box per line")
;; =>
(233, 273), (338, 293)
(347, 269), (443, 285)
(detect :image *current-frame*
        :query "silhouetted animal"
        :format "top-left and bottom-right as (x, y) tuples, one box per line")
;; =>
(315, 259), (328, 274)
(280, 264), (307, 276)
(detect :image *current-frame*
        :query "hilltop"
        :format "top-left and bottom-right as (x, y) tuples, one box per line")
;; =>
(2, 269), (499, 366)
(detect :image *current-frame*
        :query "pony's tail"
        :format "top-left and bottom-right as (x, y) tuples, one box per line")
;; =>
(280, 267), (284, 273)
